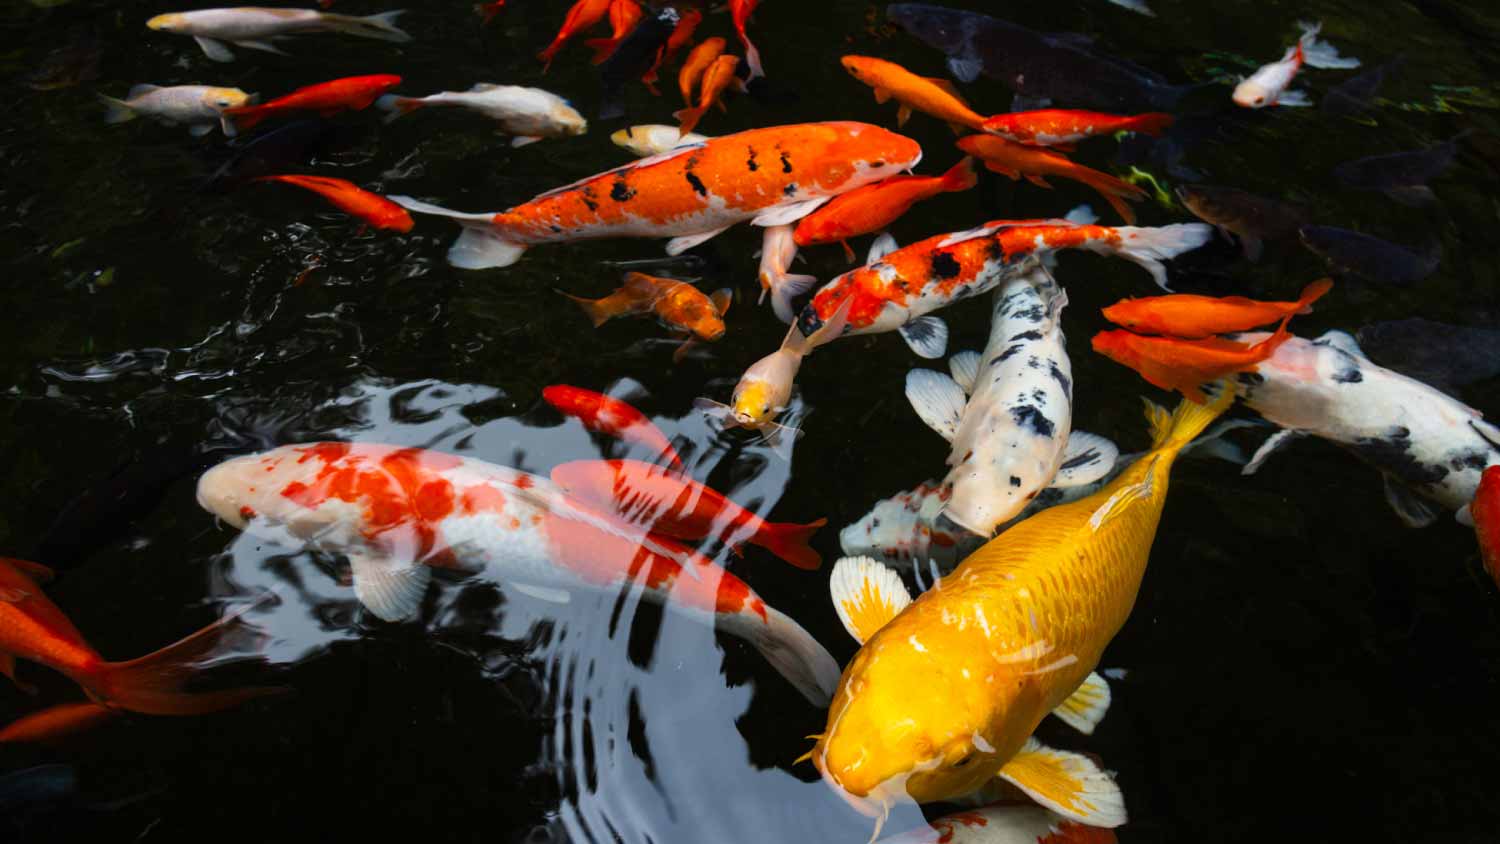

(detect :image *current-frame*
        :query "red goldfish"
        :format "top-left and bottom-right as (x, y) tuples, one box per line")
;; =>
(253, 175), (414, 232)
(642, 8), (703, 91)
(981, 109), (1174, 147)
(731, 0), (765, 79)
(0, 557), (276, 718)
(1102, 278), (1332, 339)
(674, 54), (738, 135)
(223, 74), (401, 133)
(1092, 318), (1293, 403)
(542, 384), (685, 471)
(1473, 466), (1500, 589)
(957, 134), (1147, 224)
(678, 37), (725, 103)
(584, 0), (643, 64)
(794, 157), (977, 260)
(538, 0), (612, 71)
(550, 458), (827, 570)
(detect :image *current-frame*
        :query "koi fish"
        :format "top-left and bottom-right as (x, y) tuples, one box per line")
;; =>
(881, 805), (1118, 844)
(0, 557), (275, 718)
(375, 84), (586, 147)
(793, 157), (977, 261)
(1323, 56), (1404, 117)
(195, 443), (841, 703)
(252, 174), (413, 232)
(716, 295), (856, 431)
(388, 121), (922, 270)
(560, 271), (729, 342)
(598, 6), (680, 119)
(145, 7), (409, 63)
(0, 702), (118, 745)
(1102, 278), (1332, 339)
(1299, 226), (1440, 286)
(906, 270), (1119, 537)
(1230, 330), (1500, 529)
(842, 55), (990, 132)
(1473, 467), (1500, 589)
(813, 391), (1234, 831)
(1332, 139), (1459, 207)
(758, 224), (818, 324)
(223, 74), (401, 134)
(957, 135), (1147, 224)
(583, 0), (643, 64)
(838, 480), (974, 572)
(678, 37), (726, 104)
(549, 458), (826, 570)
(1233, 21), (1360, 109)
(611, 124), (708, 157)
(1176, 184), (1309, 262)
(538, 0), (612, 71)
(675, 54), (738, 135)
(1092, 319), (1292, 403)
(541, 385), (684, 471)
(980, 110), (1173, 148)
(731, 0), (765, 80)
(98, 84), (253, 137)
(642, 8), (703, 91)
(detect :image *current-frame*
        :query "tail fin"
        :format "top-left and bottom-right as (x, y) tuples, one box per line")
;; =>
(558, 290), (611, 327)
(941, 156), (979, 192)
(374, 94), (423, 123)
(673, 106), (706, 136)
(1294, 277), (1334, 314)
(770, 273), (817, 324)
(325, 10), (412, 42)
(721, 605), (839, 705)
(0, 702), (118, 744)
(583, 36), (621, 64)
(386, 196), (524, 269)
(1076, 168), (1146, 225)
(1146, 384), (1236, 453)
(1102, 224), (1214, 291)
(743, 42), (765, 81)
(537, 41), (563, 73)
(98, 94), (137, 125)
(1296, 20), (1359, 69)
(1123, 112), (1174, 137)
(756, 517), (827, 570)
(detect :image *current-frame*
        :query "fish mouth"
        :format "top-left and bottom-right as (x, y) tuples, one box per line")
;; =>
(146, 14), (174, 30)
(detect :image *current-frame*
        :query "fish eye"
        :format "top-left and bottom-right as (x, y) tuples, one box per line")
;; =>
(1253, 96), (1265, 106)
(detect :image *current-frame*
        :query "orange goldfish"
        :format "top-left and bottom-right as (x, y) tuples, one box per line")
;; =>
(584, 0), (644, 64)
(842, 55), (990, 132)
(674, 54), (738, 135)
(957, 134), (1146, 224)
(678, 36), (725, 103)
(1092, 318), (1293, 402)
(1102, 278), (1332, 339)
(731, 0), (765, 79)
(982, 109), (1174, 148)
(253, 175), (414, 232)
(1473, 466), (1500, 589)
(222, 73), (401, 133)
(642, 8), (703, 91)
(561, 271), (730, 342)
(538, 0), (612, 71)
(794, 157), (977, 260)
(0, 702), (117, 744)
(0, 557), (276, 718)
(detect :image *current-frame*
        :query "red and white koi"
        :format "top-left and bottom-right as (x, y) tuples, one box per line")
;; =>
(375, 84), (586, 147)
(195, 443), (841, 703)
(145, 7), (409, 63)
(389, 121), (922, 270)
(1233, 21), (1360, 109)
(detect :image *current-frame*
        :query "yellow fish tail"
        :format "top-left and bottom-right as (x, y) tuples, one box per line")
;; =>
(1147, 382), (1235, 454)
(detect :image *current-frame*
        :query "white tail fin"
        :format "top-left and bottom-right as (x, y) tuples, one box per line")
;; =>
(386, 196), (524, 269)
(771, 273), (817, 324)
(721, 605), (841, 706)
(744, 43), (765, 81)
(325, 10), (412, 42)
(1098, 223), (1213, 291)
(1296, 21), (1360, 69)
(374, 94), (423, 124)
(98, 94), (137, 124)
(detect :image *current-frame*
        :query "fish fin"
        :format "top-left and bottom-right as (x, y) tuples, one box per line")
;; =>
(1052, 671), (1111, 735)
(898, 315), (949, 359)
(719, 604), (839, 706)
(1457, 505), (1475, 528)
(771, 274), (817, 325)
(0, 702), (120, 744)
(386, 196), (524, 269)
(904, 369), (966, 442)
(743, 41), (765, 81)
(710, 287), (733, 315)
(233, 39), (290, 56)
(508, 582), (572, 604)
(189, 123), (214, 137)
(1105, 224), (1214, 291)
(557, 290), (612, 328)
(947, 55), (982, 83)
(0, 654), (35, 696)
(760, 518), (827, 571)
(896, 104), (913, 127)
(925, 76), (970, 105)
(349, 550), (430, 622)
(840, 240), (856, 263)
(582, 36), (620, 64)
(1383, 185), (1438, 206)
(1087, 459), (1156, 531)
(193, 36), (235, 62)
(828, 556), (913, 645)
(323, 10), (413, 42)
(948, 350), (981, 394)
(752, 196), (834, 227)
(1297, 20), (1360, 69)
(998, 738), (1127, 827)
(666, 225), (733, 255)
(1075, 169), (1143, 224)
(1183, 419), (1253, 466)
(872, 87), (892, 105)
(672, 106), (706, 135)
(374, 94), (422, 123)
(1053, 431), (1120, 487)
(510, 135), (543, 147)
(98, 94), (137, 124)
(1295, 278), (1334, 313)
(866, 232), (900, 263)
(1383, 475), (1441, 528)
(1123, 112), (1173, 136)
(219, 114), (238, 137)
(1025, 173), (1054, 189)
(1275, 90), (1314, 107)
(1148, 386), (1236, 451)
(941, 156), (979, 191)
(1064, 204), (1098, 225)
(6, 559), (55, 584)
(982, 161), (1022, 180)
(126, 84), (161, 99)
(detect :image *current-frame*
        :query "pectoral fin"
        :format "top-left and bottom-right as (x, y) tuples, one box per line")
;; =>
(947, 350), (981, 394)
(1242, 429), (1301, 475)
(0, 654), (36, 695)
(193, 36), (235, 61)
(947, 55), (982, 83)
(898, 315), (949, 359)
(666, 225), (733, 255)
(751, 196), (834, 227)
(905, 369), (966, 442)
(1051, 671), (1111, 734)
(828, 556), (912, 644)
(866, 231), (900, 263)
(234, 39), (290, 56)
(997, 737), (1127, 827)
(1053, 432), (1119, 487)
(1383, 474), (1441, 528)
(510, 135), (543, 147)
(872, 87), (892, 105)
(897, 104), (913, 127)
(349, 551), (431, 623)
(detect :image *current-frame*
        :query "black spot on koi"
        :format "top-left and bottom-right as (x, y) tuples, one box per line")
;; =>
(610, 180), (636, 202)
(747, 146), (759, 171)
(1011, 405), (1055, 438)
(685, 172), (708, 196)
(1010, 330), (1043, 342)
(931, 252), (962, 280)
(781, 151), (793, 173)
(1048, 361), (1071, 394)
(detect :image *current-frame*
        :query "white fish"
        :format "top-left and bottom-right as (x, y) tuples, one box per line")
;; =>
(146, 7), (410, 62)
(1233, 21), (1360, 109)
(837, 480), (979, 572)
(1233, 330), (1500, 527)
(611, 124), (709, 157)
(97, 84), (253, 137)
(757, 224), (818, 324)
(376, 84), (586, 147)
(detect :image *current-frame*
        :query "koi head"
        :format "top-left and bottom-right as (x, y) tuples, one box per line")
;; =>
(1099, 299), (1153, 334)
(551, 100), (589, 137)
(730, 348), (801, 428)
(146, 13), (185, 32)
(1090, 329), (1143, 372)
(201, 87), (254, 112)
(611, 125), (684, 157)
(839, 55), (884, 86)
(1231, 77), (1271, 109)
(822, 121), (923, 180)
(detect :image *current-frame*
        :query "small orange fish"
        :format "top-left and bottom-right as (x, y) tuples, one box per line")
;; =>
(584, 0), (644, 64)
(1092, 318), (1293, 402)
(678, 36), (725, 103)
(675, 54), (738, 135)
(1102, 278), (1332, 339)
(0, 701), (117, 744)
(253, 175), (414, 232)
(223, 74), (401, 134)
(957, 134), (1147, 224)
(561, 271), (730, 341)
(731, 0), (765, 80)
(642, 8), (703, 92)
(794, 157), (977, 260)
(538, 0), (612, 71)
(1473, 466), (1500, 589)
(842, 55), (991, 132)
(982, 109), (1175, 147)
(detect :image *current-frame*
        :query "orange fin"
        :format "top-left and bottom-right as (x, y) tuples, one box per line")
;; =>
(3, 558), (55, 584)
(0, 702), (119, 744)
(758, 518), (827, 570)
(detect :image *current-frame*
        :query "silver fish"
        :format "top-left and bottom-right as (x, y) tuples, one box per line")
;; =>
(146, 7), (410, 62)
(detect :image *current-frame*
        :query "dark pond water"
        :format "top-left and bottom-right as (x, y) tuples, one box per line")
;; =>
(3, 0), (1500, 841)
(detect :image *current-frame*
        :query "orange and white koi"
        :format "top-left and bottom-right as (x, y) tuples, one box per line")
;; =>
(583, 0), (643, 64)
(957, 135), (1147, 224)
(981, 109), (1173, 148)
(793, 157), (977, 260)
(223, 73), (401, 133)
(1092, 319), (1292, 403)
(542, 385), (685, 471)
(678, 36), (725, 103)
(253, 174), (413, 232)
(1102, 278), (1331, 339)
(146, 8), (409, 62)
(731, 0), (765, 80)
(1233, 21), (1360, 109)
(842, 55), (990, 132)
(642, 7), (703, 90)
(560, 271), (730, 342)
(195, 443), (841, 703)
(388, 121), (922, 270)
(538, 0), (612, 71)
(674, 54), (738, 135)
